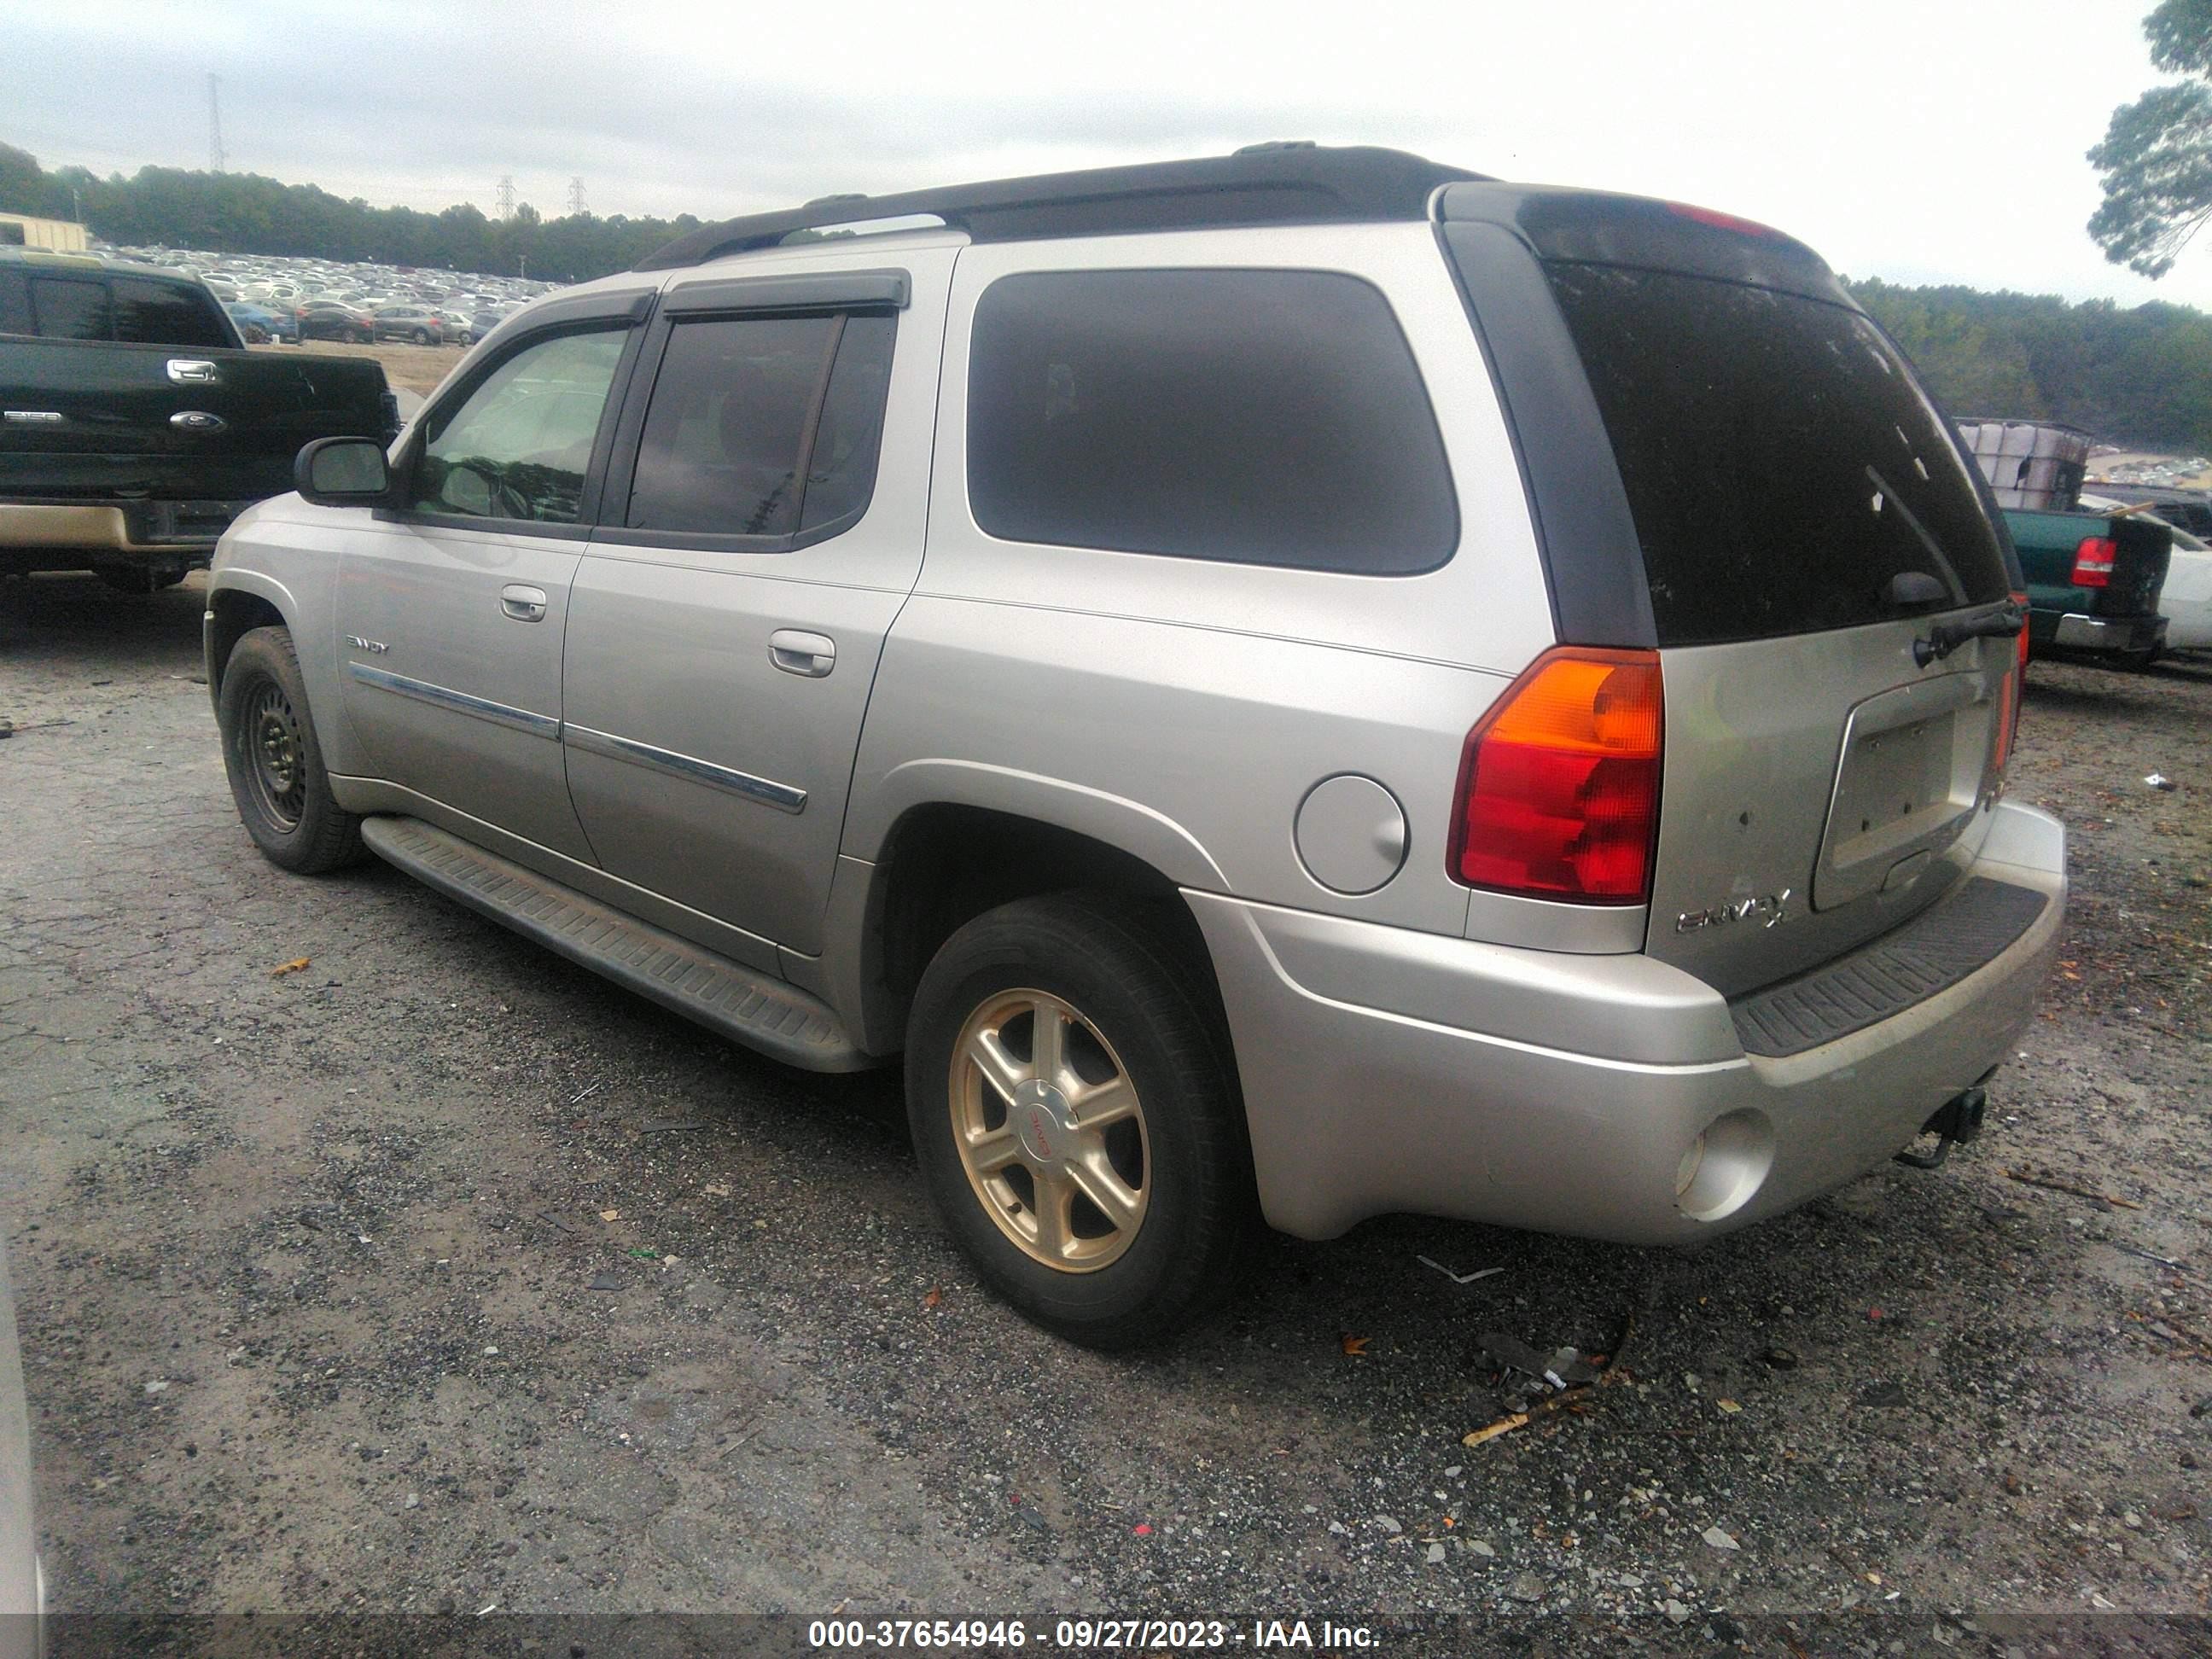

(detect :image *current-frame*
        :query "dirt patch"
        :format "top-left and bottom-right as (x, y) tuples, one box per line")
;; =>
(3, 574), (2209, 1647)
(247, 339), (462, 399)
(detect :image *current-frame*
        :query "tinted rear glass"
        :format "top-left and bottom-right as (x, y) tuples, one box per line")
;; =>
(30, 276), (110, 341)
(968, 269), (1456, 573)
(1545, 264), (2008, 645)
(624, 310), (894, 540)
(0, 271), (28, 335)
(113, 277), (230, 346)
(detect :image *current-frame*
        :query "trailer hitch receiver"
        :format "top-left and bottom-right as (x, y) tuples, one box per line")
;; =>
(1895, 1087), (1988, 1171)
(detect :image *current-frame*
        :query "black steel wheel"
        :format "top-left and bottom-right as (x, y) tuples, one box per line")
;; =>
(217, 626), (364, 873)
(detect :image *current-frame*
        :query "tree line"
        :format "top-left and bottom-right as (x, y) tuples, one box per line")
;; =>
(1850, 277), (2212, 454)
(0, 142), (701, 282)
(12, 142), (2212, 452)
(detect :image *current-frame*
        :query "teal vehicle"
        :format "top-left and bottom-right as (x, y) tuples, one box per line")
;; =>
(2001, 506), (2170, 669)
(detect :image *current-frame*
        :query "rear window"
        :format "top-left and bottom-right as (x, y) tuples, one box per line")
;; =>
(29, 276), (110, 341)
(968, 269), (1456, 573)
(112, 277), (230, 346)
(1545, 264), (2008, 645)
(625, 309), (894, 540)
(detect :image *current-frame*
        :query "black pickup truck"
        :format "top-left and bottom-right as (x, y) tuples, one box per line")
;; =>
(1, 249), (398, 592)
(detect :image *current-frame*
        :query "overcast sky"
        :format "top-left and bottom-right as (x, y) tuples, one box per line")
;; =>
(3, 0), (2201, 308)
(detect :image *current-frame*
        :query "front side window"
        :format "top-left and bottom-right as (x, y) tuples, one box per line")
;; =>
(410, 328), (627, 523)
(29, 276), (110, 341)
(626, 310), (896, 538)
(967, 268), (1458, 573)
(112, 277), (230, 347)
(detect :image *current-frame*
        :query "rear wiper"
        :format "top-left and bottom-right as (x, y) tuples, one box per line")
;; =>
(1914, 599), (2025, 667)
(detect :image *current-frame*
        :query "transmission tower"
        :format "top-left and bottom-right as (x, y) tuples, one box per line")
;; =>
(567, 177), (587, 215)
(207, 73), (227, 172)
(495, 175), (516, 220)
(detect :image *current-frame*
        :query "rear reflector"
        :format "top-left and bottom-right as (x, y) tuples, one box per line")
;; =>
(1449, 648), (1663, 904)
(2071, 536), (2116, 587)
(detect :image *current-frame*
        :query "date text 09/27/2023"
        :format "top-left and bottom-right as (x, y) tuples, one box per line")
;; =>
(805, 1618), (1381, 1650)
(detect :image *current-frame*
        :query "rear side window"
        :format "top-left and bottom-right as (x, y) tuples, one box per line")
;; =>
(112, 277), (230, 347)
(29, 276), (110, 341)
(1545, 264), (2009, 645)
(626, 310), (896, 539)
(0, 271), (28, 335)
(967, 269), (1457, 573)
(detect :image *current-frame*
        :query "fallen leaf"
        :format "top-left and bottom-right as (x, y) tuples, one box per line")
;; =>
(923, 1287), (942, 1309)
(1132, 1523), (1153, 1536)
(271, 958), (311, 977)
(1717, 1399), (1743, 1414)
(599, 1209), (620, 1222)
(1341, 1335), (1371, 1357)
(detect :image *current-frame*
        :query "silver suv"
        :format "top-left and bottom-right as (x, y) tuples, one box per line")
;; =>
(205, 146), (2066, 1348)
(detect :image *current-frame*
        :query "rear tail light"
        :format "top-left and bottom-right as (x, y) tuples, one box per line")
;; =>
(1993, 591), (2029, 772)
(1448, 647), (1664, 904)
(1665, 201), (1782, 239)
(2071, 536), (2116, 587)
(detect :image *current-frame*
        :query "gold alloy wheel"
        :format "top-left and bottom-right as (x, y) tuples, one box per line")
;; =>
(948, 988), (1150, 1272)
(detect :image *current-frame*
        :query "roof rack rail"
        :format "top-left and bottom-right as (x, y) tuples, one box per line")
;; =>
(634, 145), (1488, 271)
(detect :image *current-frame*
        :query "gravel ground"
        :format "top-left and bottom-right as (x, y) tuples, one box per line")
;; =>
(2, 572), (2209, 1655)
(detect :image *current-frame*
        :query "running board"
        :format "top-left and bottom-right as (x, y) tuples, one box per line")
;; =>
(358, 815), (872, 1073)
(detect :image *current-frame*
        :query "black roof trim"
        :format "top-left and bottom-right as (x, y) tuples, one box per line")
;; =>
(635, 146), (1489, 271)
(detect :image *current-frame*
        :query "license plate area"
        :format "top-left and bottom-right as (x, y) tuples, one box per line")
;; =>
(1814, 672), (1991, 911)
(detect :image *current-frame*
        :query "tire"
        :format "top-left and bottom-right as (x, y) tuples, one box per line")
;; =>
(346, 329), (367, 345)
(217, 626), (364, 874)
(2115, 645), (2163, 672)
(412, 329), (432, 345)
(905, 892), (1254, 1349)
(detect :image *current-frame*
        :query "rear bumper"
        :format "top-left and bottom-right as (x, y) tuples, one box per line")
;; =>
(1189, 799), (2067, 1243)
(0, 499), (241, 562)
(2052, 611), (2166, 653)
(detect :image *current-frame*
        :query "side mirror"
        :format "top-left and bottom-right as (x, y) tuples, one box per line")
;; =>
(294, 436), (391, 505)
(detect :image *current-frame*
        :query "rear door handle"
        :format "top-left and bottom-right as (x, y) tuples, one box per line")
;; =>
(500, 585), (549, 623)
(769, 629), (835, 677)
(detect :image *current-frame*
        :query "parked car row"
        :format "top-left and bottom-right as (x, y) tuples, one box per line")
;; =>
(103, 243), (551, 351)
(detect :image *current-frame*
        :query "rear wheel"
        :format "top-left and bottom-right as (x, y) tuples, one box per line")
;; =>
(412, 328), (432, 345)
(217, 626), (364, 873)
(905, 893), (1253, 1349)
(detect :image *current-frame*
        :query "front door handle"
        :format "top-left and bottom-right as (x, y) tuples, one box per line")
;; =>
(500, 585), (549, 623)
(769, 629), (835, 677)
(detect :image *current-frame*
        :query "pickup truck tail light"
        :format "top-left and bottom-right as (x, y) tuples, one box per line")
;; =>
(1994, 591), (2029, 771)
(2071, 536), (2116, 587)
(1448, 648), (1663, 904)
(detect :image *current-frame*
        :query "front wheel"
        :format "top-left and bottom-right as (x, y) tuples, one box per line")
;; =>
(905, 893), (1254, 1349)
(217, 626), (364, 873)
